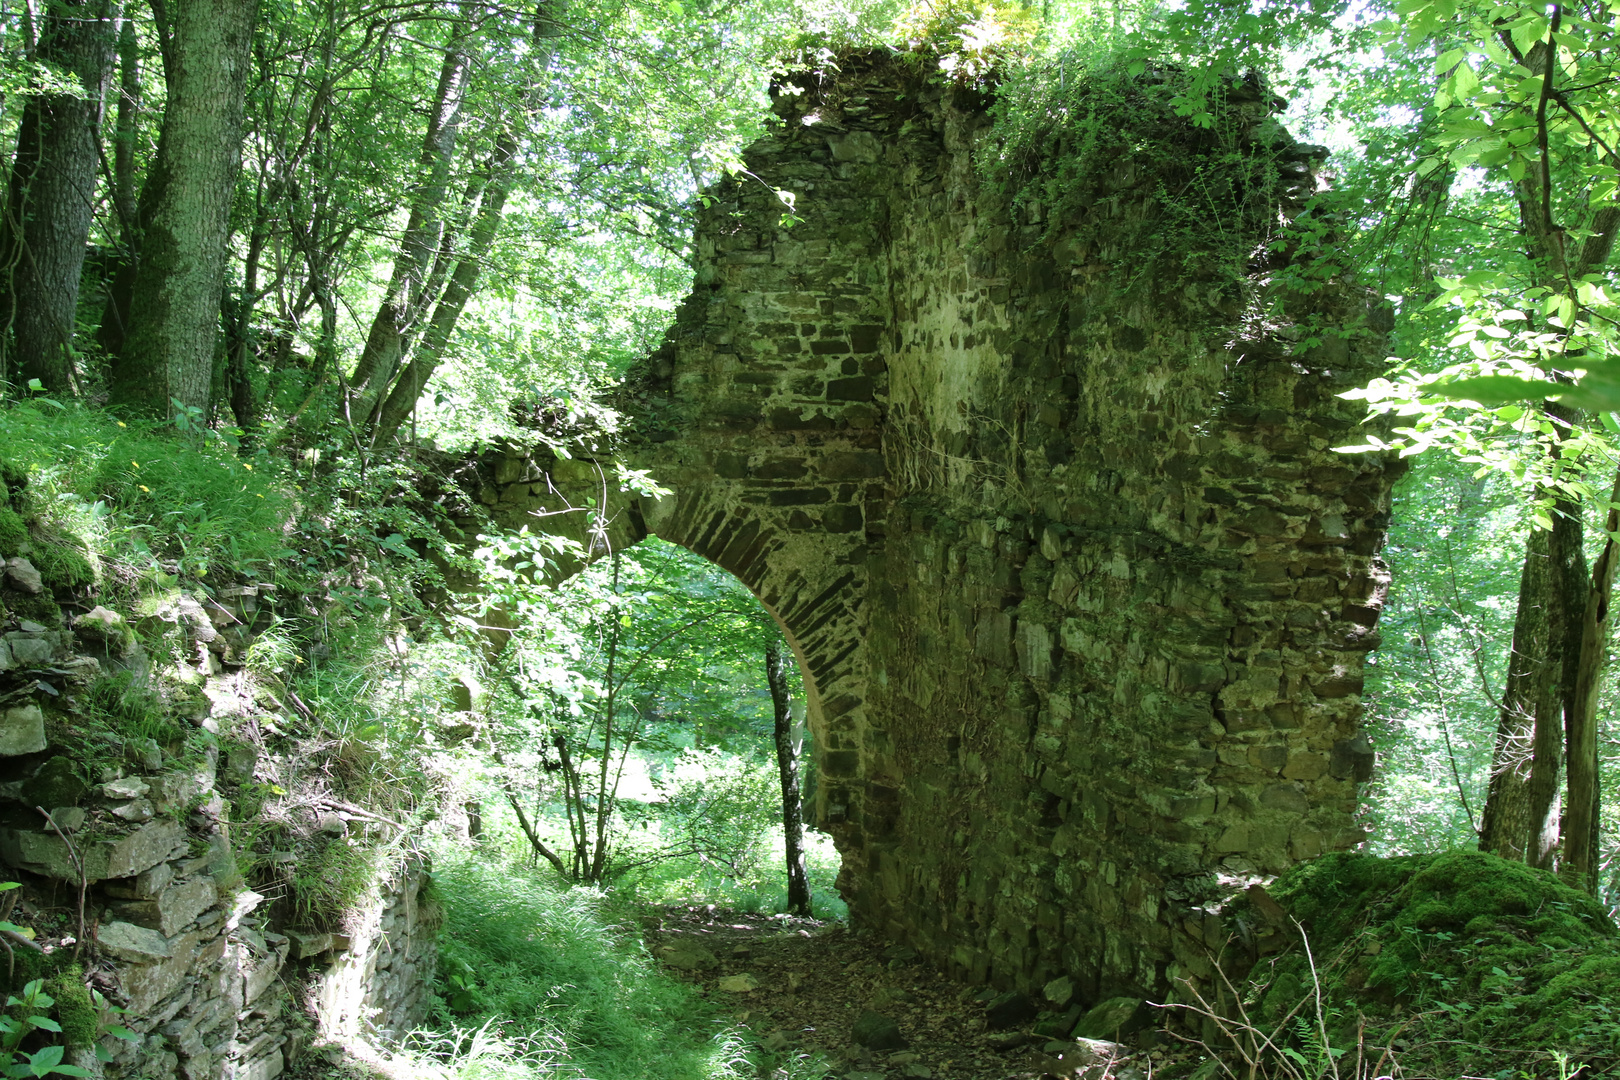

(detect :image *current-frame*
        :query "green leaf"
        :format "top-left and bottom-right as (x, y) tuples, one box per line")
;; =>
(1451, 61), (1481, 98)
(1434, 47), (1466, 73)
(26, 1047), (62, 1069)
(1426, 375), (1557, 404)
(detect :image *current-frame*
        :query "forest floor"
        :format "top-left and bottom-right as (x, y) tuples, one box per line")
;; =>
(642, 905), (1211, 1080)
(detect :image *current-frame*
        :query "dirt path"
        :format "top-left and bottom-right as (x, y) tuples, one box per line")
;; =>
(641, 905), (1199, 1080)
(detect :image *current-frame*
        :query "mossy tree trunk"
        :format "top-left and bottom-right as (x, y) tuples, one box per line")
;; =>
(1560, 467), (1620, 891)
(108, 0), (255, 418)
(1478, 528), (1554, 861)
(0, 0), (119, 394)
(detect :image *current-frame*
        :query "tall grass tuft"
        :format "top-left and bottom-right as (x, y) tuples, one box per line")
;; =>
(425, 847), (762, 1080)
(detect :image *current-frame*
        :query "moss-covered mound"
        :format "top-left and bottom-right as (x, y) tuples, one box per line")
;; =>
(1248, 851), (1619, 1078)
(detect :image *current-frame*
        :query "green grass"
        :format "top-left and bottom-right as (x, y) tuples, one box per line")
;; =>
(0, 396), (289, 581)
(424, 845), (816, 1080)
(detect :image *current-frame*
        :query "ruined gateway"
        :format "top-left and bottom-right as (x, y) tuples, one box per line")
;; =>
(474, 51), (1397, 1001)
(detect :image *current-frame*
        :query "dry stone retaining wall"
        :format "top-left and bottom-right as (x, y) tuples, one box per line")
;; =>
(0, 572), (436, 1079)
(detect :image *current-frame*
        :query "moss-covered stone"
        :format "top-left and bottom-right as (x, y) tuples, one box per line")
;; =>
(28, 541), (94, 590)
(3, 591), (61, 627)
(0, 941), (47, 995)
(44, 966), (97, 1051)
(20, 757), (88, 809)
(1253, 851), (1620, 1075)
(0, 507), (26, 558)
(0, 458), (26, 504)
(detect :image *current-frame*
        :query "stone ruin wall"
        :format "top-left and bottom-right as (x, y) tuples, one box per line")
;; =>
(0, 574), (436, 1079)
(611, 52), (1398, 1000)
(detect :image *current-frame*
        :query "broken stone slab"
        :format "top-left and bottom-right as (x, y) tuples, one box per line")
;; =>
(102, 777), (150, 800)
(4, 633), (55, 666)
(119, 928), (204, 1014)
(0, 818), (185, 882)
(105, 860), (174, 901)
(1043, 975), (1075, 1009)
(47, 807), (86, 832)
(113, 877), (217, 936)
(149, 773), (204, 815)
(23, 756), (86, 807)
(244, 951), (284, 1004)
(656, 941), (718, 970)
(850, 1009), (907, 1050)
(286, 930), (334, 959)
(1033, 1003), (1083, 1039)
(227, 889), (265, 931)
(0, 705), (46, 756)
(110, 798), (155, 822)
(238, 1049), (284, 1080)
(3, 558), (42, 594)
(0, 640), (12, 673)
(97, 920), (173, 963)
(223, 743), (258, 784)
(125, 738), (163, 772)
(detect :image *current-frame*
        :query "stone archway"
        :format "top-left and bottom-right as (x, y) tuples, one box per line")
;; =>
(470, 51), (1396, 1004)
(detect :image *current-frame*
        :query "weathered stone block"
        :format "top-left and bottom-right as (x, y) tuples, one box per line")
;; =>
(4, 557), (42, 594)
(97, 921), (172, 963)
(114, 877), (217, 936)
(0, 704), (46, 756)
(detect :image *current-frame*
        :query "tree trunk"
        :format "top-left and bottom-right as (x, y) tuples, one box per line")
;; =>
(1530, 481), (1588, 871)
(108, 0), (255, 418)
(0, 0), (119, 393)
(371, 131), (517, 445)
(345, 33), (471, 420)
(369, 4), (566, 441)
(1561, 466), (1620, 891)
(225, 190), (272, 432)
(111, 12), (139, 234)
(767, 639), (810, 916)
(1478, 527), (1554, 861)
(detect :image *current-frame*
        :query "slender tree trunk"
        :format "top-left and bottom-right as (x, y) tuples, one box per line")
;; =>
(346, 33), (471, 418)
(111, 12), (139, 233)
(589, 552), (622, 884)
(767, 640), (811, 915)
(1478, 528), (1554, 860)
(371, 132), (517, 444)
(226, 191), (272, 432)
(369, 3), (566, 441)
(108, 0), (255, 418)
(1561, 467), (1620, 890)
(0, 0), (119, 393)
(92, 12), (140, 360)
(1530, 481), (1588, 871)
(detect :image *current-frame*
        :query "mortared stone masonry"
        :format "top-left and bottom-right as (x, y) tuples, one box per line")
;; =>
(471, 51), (1397, 1003)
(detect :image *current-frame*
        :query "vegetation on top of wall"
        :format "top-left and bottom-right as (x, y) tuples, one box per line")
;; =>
(976, 54), (1305, 309)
